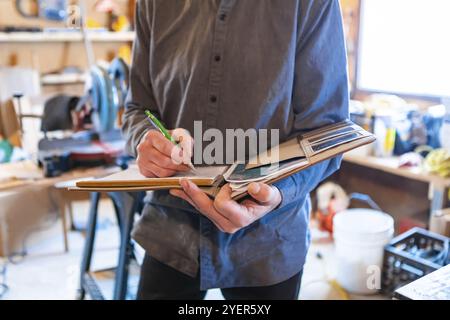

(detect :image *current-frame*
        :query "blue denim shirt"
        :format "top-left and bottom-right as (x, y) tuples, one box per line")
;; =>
(123, 0), (349, 290)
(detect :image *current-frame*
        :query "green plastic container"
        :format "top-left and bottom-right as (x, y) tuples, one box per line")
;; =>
(0, 140), (13, 163)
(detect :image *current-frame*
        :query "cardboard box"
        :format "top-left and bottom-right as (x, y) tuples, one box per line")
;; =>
(0, 184), (58, 257)
(430, 208), (450, 237)
(0, 163), (119, 256)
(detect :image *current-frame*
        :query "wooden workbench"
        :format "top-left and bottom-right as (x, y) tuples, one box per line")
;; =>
(343, 154), (450, 216)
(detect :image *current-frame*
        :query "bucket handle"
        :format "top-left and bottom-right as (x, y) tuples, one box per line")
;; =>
(348, 193), (383, 212)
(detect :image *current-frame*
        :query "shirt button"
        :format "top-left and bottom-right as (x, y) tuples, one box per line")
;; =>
(210, 95), (217, 103)
(214, 55), (221, 62)
(219, 13), (227, 21)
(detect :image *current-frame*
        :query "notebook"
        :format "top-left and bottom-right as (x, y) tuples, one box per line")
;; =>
(72, 120), (376, 200)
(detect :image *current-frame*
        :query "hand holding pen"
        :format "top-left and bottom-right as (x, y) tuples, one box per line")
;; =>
(136, 110), (196, 178)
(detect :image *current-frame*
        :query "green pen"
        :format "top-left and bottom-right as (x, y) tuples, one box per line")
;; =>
(144, 109), (196, 171)
(145, 110), (177, 144)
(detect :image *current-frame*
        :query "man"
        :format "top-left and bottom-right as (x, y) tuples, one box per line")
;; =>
(123, 0), (349, 300)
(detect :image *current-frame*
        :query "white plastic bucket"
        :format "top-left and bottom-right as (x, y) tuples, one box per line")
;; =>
(333, 209), (394, 295)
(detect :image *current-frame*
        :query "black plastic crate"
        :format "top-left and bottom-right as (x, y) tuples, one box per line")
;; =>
(381, 227), (450, 295)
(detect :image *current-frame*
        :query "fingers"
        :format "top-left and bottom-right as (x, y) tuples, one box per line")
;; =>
(171, 128), (194, 164)
(248, 182), (281, 206)
(170, 182), (280, 235)
(179, 180), (238, 233)
(148, 130), (176, 157)
(137, 155), (173, 177)
(169, 189), (225, 231)
(137, 130), (191, 177)
(213, 183), (281, 226)
(169, 189), (199, 210)
(146, 147), (190, 171)
(137, 151), (186, 177)
(151, 128), (194, 165)
(144, 129), (192, 169)
(214, 185), (253, 228)
(179, 179), (215, 214)
(148, 162), (177, 178)
(136, 159), (156, 178)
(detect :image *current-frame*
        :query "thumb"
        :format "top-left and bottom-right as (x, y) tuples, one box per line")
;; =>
(248, 182), (279, 205)
(172, 128), (194, 163)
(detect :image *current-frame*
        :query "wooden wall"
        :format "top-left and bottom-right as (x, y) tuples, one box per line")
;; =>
(0, 0), (359, 75)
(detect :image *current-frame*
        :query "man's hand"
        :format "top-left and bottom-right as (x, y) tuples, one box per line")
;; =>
(137, 129), (194, 178)
(170, 180), (282, 234)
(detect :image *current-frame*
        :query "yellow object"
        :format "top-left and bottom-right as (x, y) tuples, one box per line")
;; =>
(300, 250), (350, 300)
(118, 45), (132, 65)
(86, 18), (103, 29)
(112, 15), (130, 32)
(424, 149), (450, 178)
(329, 279), (350, 300)
(384, 128), (396, 155)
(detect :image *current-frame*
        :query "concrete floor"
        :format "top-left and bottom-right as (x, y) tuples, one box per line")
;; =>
(0, 199), (387, 300)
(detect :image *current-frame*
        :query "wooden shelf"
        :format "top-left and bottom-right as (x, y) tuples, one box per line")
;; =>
(343, 153), (450, 187)
(0, 31), (135, 43)
(41, 73), (87, 86)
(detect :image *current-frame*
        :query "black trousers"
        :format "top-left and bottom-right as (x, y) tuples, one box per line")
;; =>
(137, 255), (303, 300)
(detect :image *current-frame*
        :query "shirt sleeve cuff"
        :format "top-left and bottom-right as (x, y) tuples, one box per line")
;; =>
(273, 175), (302, 209)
